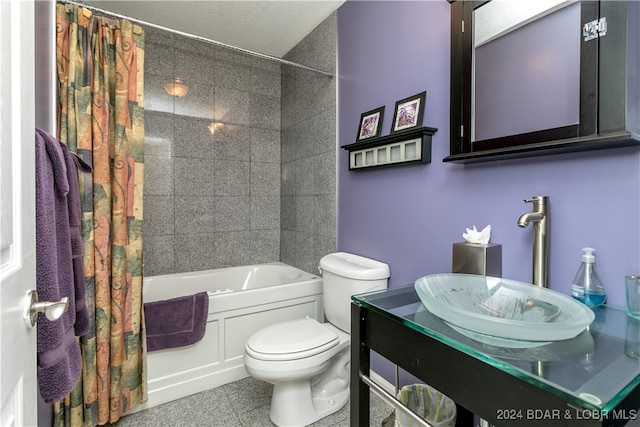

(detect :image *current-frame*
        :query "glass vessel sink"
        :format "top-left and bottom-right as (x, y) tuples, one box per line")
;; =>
(414, 273), (595, 344)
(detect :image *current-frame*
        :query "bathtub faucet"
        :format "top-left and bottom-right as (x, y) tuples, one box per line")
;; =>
(517, 196), (549, 288)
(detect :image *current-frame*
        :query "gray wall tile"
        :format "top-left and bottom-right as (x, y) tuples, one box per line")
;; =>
(142, 25), (174, 50)
(143, 13), (335, 276)
(314, 234), (336, 270)
(215, 87), (250, 125)
(175, 233), (217, 273)
(251, 196), (280, 230)
(216, 47), (253, 67)
(314, 110), (337, 155)
(252, 56), (281, 74)
(214, 231), (252, 267)
(315, 194), (336, 238)
(144, 235), (175, 276)
(251, 229), (280, 264)
(144, 40), (175, 79)
(279, 230), (298, 267)
(215, 124), (251, 161)
(250, 128), (280, 163)
(295, 196), (315, 234)
(280, 127), (296, 164)
(215, 61), (252, 91)
(250, 94), (280, 130)
(174, 157), (215, 196)
(174, 82), (215, 119)
(251, 162), (280, 196)
(214, 196), (251, 231)
(280, 196), (296, 231)
(284, 231), (315, 274)
(280, 162), (295, 196)
(174, 116), (216, 158)
(214, 160), (249, 196)
(294, 121), (313, 161)
(174, 40), (216, 84)
(145, 74), (175, 115)
(314, 151), (336, 194)
(297, 157), (316, 195)
(144, 155), (174, 196)
(280, 12), (337, 272)
(174, 196), (216, 235)
(145, 111), (174, 157)
(144, 195), (175, 235)
(251, 69), (281, 98)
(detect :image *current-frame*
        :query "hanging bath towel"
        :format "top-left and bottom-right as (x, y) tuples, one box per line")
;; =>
(144, 292), (209, 352)
(35, 128), (92, 403)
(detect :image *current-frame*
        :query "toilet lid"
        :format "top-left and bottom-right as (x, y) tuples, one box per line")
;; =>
(246, 318), (339, 361)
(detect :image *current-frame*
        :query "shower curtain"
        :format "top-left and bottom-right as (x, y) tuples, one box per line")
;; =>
(54, 4), (146, 425)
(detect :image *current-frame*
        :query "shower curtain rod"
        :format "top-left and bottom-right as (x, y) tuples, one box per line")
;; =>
(60, 0), (334, 77)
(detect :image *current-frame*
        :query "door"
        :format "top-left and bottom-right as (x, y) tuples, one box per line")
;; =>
(0, 0), (38, 426)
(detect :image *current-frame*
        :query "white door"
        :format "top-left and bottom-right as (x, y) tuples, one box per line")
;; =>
(0, 0), (38, 426)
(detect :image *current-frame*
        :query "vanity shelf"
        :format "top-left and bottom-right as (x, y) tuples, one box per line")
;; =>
(443, 131), (640, 164)
(351, 285), (640, 427)
(342, 126), (437, 170)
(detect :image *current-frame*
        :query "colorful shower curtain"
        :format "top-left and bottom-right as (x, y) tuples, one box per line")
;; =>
(54, 4), (146, 425)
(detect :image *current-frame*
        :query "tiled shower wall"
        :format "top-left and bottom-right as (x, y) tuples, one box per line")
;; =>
(281, 14), (337, 273)
(143, 14), (336, 276)
(143, 26), (282, 276)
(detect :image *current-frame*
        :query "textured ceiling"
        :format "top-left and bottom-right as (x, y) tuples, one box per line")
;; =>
(83, 0), (345, 58)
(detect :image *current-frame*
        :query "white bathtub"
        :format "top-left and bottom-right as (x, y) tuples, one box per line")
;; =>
(135, 262), (323, 412)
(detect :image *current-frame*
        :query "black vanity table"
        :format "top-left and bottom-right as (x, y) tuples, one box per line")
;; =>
(351, 285), (640, 426)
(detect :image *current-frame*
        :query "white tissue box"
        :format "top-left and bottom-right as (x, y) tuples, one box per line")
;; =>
(452, 242), (502, 277)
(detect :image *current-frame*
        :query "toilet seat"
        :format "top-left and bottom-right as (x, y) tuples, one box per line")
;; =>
(246, 318), (339, 361)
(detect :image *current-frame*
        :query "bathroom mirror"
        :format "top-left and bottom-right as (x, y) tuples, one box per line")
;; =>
(446, 0), (640, 163)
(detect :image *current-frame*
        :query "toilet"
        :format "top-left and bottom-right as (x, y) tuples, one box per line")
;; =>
(243, 252), (390, 427)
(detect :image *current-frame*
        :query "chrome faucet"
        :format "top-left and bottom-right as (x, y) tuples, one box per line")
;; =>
(517, 196), (549, 288)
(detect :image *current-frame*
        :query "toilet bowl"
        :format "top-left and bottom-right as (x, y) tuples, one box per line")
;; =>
(244, 318), (350, 426)
(243, 252), (390, 427)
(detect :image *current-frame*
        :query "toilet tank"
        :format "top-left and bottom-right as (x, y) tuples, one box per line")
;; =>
(319, 252), (390, 333)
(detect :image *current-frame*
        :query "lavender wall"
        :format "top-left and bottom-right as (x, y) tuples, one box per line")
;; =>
(338, 2), (639, 317)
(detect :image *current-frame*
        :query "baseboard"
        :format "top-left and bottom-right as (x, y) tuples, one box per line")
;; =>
(126, 365), (249, 415)
(369, 370), (396, 396)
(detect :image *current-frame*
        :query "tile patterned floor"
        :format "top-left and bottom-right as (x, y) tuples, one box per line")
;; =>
(111, 377), (394, 427)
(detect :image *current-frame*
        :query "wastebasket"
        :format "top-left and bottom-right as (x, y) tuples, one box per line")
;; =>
(395, 384), (457, 427)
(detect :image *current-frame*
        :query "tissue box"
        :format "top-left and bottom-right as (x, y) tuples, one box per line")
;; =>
(452, 242), (502, 277)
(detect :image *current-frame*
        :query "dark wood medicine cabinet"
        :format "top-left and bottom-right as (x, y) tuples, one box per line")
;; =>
(446, 0), (640, 164)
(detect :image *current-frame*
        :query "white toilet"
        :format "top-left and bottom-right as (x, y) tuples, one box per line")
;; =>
(243, 252), (390, 427)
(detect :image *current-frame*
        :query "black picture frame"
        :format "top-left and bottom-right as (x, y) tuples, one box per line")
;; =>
(391, 91), (426, 133)
(357, 106), (385, 141)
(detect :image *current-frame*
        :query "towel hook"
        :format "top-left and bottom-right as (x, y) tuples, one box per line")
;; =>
(24, 290), (69, 327)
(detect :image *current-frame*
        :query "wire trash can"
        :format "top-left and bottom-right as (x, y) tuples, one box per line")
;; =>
(394, 384), (457, 427)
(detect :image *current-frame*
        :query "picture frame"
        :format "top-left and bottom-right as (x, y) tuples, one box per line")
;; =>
(357, 106), (385, 141)
(391, 91), (426, 133)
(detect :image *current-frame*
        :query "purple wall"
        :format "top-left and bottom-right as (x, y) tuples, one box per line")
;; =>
(337, 2), (639, 313)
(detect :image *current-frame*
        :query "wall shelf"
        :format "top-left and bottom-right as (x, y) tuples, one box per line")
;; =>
(341, 126), (437, 170)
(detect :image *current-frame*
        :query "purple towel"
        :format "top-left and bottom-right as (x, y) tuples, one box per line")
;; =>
(144, 292), (209, 352)
(61, 141), (92, 336)
(35, 128), (91, 403)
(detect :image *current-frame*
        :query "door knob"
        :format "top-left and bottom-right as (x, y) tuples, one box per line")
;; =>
(24, 290), (69, 327)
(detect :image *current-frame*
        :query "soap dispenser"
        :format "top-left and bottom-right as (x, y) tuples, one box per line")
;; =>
(570, 247), (606, 306)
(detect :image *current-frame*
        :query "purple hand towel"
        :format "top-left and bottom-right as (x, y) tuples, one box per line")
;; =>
(35, 128), (84, 403)
(60, 142), (92, 336)
(144, 292), (209, 352)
